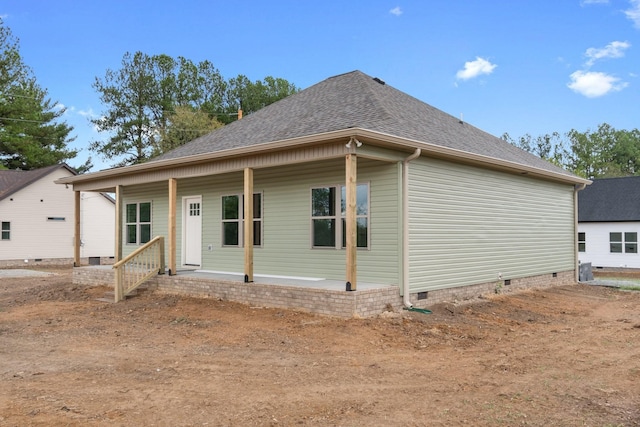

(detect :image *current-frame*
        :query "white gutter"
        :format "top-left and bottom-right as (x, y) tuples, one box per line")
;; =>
(402, 148), (421, 308)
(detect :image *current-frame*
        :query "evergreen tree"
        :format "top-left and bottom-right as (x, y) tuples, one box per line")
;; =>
(0, 19), (81, 170)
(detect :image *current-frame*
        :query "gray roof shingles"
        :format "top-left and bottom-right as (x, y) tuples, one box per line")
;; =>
(578, 176), (640, 222)
(152, 70), (575, 178)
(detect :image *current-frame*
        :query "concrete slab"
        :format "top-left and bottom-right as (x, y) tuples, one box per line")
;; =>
(0, 269), (55, 278)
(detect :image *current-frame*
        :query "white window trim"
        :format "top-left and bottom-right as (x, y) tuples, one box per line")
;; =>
(609, 231), (638, 254)
(1, 221), (10, 241)
(221, 192), (262, 248)
(578, 232), (586, 253)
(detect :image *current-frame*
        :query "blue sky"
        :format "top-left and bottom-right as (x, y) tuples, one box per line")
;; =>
(2, 0), (639, 171)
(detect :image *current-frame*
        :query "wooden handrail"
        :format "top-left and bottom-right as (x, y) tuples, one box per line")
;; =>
(113, 236), (165, 302)
(113, 235), (164, 269)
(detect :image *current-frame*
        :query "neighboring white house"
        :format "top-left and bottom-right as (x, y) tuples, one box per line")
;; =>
(578, 176), (640, 269)
(0, 164), (115, 267)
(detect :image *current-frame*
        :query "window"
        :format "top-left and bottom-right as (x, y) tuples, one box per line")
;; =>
(610, 232), (638, 254)
(311, 184), (369, 249)
(222, 193), (262, 247)
(1, 222), (9, 240)
(126, 202), (151, 245)
(625, 232), (638, 254)
(578, 232), (586, 252)
(610, 232), (622, 253)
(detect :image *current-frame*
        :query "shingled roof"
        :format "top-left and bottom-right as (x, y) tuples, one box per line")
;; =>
(0, 164), (76, 202)
(578, 176), (640, 222)
(152, 70), (575, 179)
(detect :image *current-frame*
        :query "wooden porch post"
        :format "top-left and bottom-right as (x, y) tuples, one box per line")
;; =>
(345, 153), (357, 291)
(114, 185), (122, 262)
(244, 168), (254, 283)
(74, 191), (81, 267)
(168, 178), (177, 276)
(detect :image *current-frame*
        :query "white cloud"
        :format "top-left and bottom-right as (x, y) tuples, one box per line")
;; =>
(389, 6), (402, 16)
(580, 0), (609, 5)
(584, 41), (631, 66)
(567, 70), (628, 97)
(625, 0), (640, 28)
(78, 108), (97, 118)
(456, 57), (497, 80)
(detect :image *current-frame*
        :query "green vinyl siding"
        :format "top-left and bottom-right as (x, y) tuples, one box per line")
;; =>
(249, 158), (400, 284)
(408, 157), (575, 293)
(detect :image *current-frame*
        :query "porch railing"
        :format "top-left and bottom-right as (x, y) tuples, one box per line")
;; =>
(112, 236), (165, 302)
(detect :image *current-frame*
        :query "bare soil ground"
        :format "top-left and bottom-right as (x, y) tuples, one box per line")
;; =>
(1, 268), (639, 426)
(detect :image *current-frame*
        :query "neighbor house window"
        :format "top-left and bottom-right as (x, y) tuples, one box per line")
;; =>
(610, 232), (637, 254)
(1, 222), (9, 240)
(610, 233), (622, 253)
(578, 232), (586, 252)
(625, 232), (638, 253)
(222, 193), (262, 247)
(126, 202), (151, 245)
(311, 184), (369, 249)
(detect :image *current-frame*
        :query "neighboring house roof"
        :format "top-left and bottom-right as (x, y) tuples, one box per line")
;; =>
(0, 164), (77, 202)
(153, 70), (576, 180)
(578, 176), (640, 222)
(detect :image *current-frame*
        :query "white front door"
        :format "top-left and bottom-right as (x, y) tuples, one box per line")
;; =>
(183, 196), (202, 266)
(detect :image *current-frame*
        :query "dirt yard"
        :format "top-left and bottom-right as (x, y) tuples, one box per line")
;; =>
(1, 268), (639, 426)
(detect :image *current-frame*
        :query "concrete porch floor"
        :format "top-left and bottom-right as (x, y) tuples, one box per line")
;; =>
(176, 268), (388, 292)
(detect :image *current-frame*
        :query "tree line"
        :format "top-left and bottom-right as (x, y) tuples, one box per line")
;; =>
(502, 124), (640, 180)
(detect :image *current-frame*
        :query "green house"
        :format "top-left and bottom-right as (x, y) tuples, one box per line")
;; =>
(60, 71), (589, 314)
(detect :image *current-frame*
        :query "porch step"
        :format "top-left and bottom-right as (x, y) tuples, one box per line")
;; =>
(97, 287), (146, 303)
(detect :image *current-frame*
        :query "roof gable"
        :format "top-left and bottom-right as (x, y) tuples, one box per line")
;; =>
(0, 164), (76, 202)
(578, 176), (640, 222)
(152, 70), (575, 179)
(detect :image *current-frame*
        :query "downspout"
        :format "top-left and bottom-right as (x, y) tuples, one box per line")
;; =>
(574, 182), (587, 282)
(402, 148), (421, 307)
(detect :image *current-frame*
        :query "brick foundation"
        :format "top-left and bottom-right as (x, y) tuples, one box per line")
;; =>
(0, 257), (115, 269)
(407, 271), (576, 308)
(72, 267), (575, 318)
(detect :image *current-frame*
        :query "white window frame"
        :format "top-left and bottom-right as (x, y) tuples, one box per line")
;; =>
(125, 201), (152, 245)
(609, 232), (638, 254)
(310, 183), (370, 250)
(578, 232), (586, 253)
(221, 192), (262, 248)
(1, 221), (9, 240)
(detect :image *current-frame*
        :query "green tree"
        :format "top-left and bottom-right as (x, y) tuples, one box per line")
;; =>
(502, 131), (566, 167)
(153, 105), (222, 155)
(90, 51), (161, 166)
(0, 19), (81, 170)
(506, 123), (640, 179)
(224, 74), (298, 123)
(91, 52), (298, 166)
